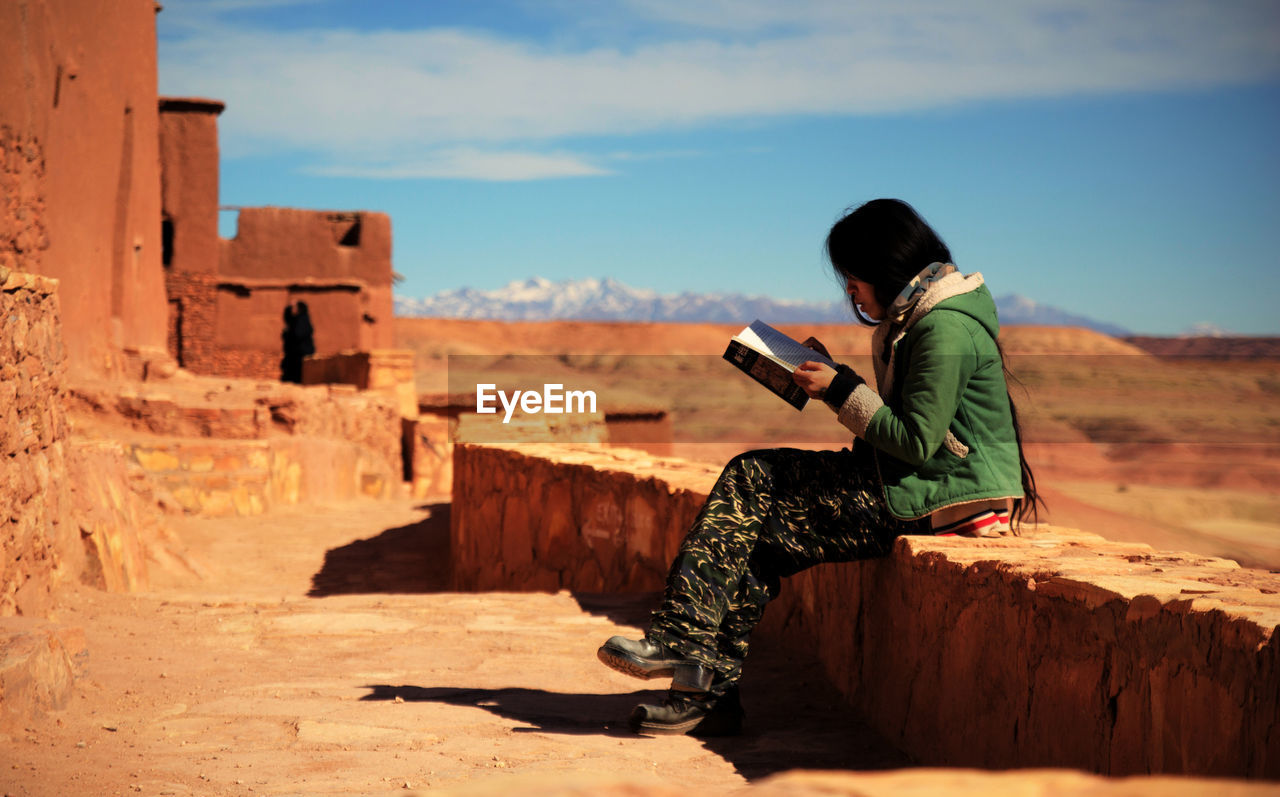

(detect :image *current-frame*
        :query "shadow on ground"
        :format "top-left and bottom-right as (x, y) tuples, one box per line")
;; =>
(361, 624), (912, 781)
(362, 684), (655, 736)
(315, 501), (911, 779)
(309, 502), (451, 596)
(571, 591), (664, 628)
(362, 679), (909, 779)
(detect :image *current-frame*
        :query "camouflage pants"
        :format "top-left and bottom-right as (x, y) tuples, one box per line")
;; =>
(647, 447), (919, 691)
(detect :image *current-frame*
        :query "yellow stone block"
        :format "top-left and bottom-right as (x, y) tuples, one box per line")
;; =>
(360, 473), (385, 498)
(231, 486), (264, 516)
(282, 462), (302, 504)
(170, 485), (200, 512)
(200, 491), (234, 517)
(188, 455), (215, 473)
(134, 448), (181, 472)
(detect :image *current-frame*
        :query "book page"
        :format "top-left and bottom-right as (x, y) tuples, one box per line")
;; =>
(735, 320), (836, 370)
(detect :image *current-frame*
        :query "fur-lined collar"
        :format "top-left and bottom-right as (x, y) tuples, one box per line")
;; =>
(870, 268), (986, 399)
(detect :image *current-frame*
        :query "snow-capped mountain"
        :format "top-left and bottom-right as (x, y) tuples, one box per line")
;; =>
(394, 277), (1129, 334)
(394, 277), (852, 324)
(993, 294), (1130, 337)
(1181, 322), (1230, 338)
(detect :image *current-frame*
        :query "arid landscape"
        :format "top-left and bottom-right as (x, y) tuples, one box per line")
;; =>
(397, 317), (1280, 570)
(5, 2), (1279, 793)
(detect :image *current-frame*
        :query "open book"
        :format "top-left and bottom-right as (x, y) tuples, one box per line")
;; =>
(723, 320), (836, 410)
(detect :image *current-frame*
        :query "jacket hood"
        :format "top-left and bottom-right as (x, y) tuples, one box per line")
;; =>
(933, 279), (1000, 340)
(870, 270), (996, 399)
(893, 269), (995, 340)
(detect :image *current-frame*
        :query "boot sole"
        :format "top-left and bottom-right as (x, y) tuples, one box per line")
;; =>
(596, 644), (678, 680)
(628, 707), (744, 737)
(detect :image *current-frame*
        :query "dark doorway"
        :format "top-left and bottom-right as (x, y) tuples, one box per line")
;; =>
(280, 300), (315, 382)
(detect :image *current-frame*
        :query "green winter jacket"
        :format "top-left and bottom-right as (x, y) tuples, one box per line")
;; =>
(828, 275), (1024, 520)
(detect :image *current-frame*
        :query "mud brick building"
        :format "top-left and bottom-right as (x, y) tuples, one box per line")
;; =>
(159, 100), (395, 380)
(1, 0), (408, 618)
(1, 0), (169, 379)
(2, 2), (396, 382)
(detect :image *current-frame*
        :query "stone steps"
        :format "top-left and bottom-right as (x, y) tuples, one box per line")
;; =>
(65, 374), (405, 515)
(123, 434), (400, 516)
(126, 439), (291, 517)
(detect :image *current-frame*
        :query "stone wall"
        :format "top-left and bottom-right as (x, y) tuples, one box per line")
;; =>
(1, 271), (76, 616)
(416, 393), (613, 501)
(603, 409), (673, 458)
(66, 377), (404, 511)
(1, 271), (183, 615)
(126, 436), (395, 515)
(303, 349), (418, 419)
(451, 444), (714, 591)
(67, 439), (185, 591)
(413, 394), (672, 500)
(451, 443), (1280, 778)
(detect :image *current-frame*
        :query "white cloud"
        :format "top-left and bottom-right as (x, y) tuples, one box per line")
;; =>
(306, 147), (612, 181)
(157, 0), (1280, 179)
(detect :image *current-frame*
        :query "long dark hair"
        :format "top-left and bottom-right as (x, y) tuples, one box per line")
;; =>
(825, 199), (1043, 528)
(825, 198), (952, 326)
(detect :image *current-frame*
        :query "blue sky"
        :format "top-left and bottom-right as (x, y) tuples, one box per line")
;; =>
(157, 0), (1280, 335)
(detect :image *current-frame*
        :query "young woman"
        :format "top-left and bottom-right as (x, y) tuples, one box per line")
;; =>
(598, 198), (1040, 736)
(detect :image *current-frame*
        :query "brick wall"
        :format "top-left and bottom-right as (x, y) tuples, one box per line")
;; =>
(164, 271), (217, 370)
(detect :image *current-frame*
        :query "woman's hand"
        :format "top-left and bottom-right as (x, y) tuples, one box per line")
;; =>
(800, 336), (831, 360)
(793, 361), (838, 399)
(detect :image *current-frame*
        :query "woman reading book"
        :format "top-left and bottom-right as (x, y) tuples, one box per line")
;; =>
(598, 198), (1041, 736)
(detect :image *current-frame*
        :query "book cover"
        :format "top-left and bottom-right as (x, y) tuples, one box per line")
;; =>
(723, 320), (835, 411)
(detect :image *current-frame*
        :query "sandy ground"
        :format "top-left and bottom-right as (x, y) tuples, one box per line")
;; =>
(1, 498), (908, 797)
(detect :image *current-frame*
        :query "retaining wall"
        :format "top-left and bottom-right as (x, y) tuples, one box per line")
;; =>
(66, 377), (404, 512)
(1, 270), (186, 614)
(1, 270), (76, 616)
(451, 442), (1280, 778)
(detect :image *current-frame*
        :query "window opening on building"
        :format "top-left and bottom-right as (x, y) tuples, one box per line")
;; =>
(162, 217), (174, 267)
(218, 207), (241, 240)
(327, 213), (361, 247)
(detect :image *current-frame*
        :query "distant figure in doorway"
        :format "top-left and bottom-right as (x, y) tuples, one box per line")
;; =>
(281, 301), (316, 383)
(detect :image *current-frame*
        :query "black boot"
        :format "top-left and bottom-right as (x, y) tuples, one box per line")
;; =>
(629, 685), (744, 737)
(597, 636), (686, 679)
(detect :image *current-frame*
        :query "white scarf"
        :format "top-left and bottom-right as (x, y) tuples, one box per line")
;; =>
(870, 263), (985, 400)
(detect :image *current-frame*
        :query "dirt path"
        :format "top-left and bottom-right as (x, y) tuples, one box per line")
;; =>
(2, 499), (906, 796)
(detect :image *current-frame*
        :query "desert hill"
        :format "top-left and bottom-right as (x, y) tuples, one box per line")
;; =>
(1126, 336), (1280, 358)
(394, 318), (1146, 363)
(395, 317), (1279, 570)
